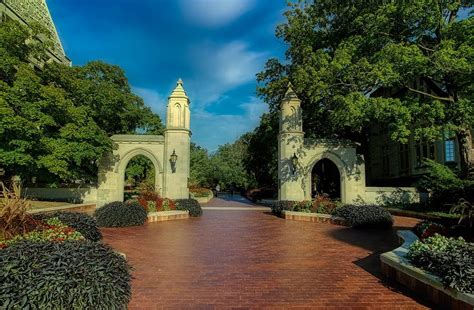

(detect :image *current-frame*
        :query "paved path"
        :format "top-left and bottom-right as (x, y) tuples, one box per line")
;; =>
(102, 197), (430, 309)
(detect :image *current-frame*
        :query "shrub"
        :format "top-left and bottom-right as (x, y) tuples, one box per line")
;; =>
(311, 195), (339, 214)
(450, 198), (473, 228)
(413, 220), (448, 240)
(333, 205), (393, 229)
(175, 199), (203, 217)
(292, 200), (312, 213)
(94, 201), (148, 227)
(34, 211), (102, 241)
(0, 240), (132, 309)
(189, 187), (212, 197)
(271, 200), (298, 215)
(4, 217), (84, 247)
(418, 160), (473, 208)
(0, 182), (36, 239)
(407, 234), (473, 293)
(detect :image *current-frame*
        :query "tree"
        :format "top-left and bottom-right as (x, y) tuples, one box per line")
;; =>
(210, 134), (256, 189)
(189, 143), (212, 187)
(124, 155), (155, 187)
(257, 0), (474, 178)
(244, 112), (279, 188)
(0, 20), (164, 183)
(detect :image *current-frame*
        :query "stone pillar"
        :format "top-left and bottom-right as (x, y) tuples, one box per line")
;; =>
(163, 79), (191, 199)
(278, 83), (305, 201)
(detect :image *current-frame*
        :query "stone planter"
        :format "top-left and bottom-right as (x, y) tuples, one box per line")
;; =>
(380, 230), (473, 309)
(147, 210), (189, 222)
(281, 210), (348, 226)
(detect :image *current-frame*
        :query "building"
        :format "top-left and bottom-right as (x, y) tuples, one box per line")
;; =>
(0, 0), (71, 66)
(366, 78), (473, 186)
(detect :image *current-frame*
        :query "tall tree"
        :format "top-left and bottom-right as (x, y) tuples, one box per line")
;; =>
(0, 20), (164, 183)
(257, 0), (474, 177)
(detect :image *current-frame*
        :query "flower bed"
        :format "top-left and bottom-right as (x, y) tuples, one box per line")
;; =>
(380, 230), (473, 309)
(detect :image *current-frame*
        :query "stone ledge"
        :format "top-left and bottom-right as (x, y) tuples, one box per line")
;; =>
(29, 203), (96, 214)
(380, 230), (473, 309)
(281, 211), (348, 226)
(147, 210), (189, 222)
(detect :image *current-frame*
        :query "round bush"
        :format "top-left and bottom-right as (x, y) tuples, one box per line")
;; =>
(94, 201), (148, 227)
(0, 240), (132, 309)
(175, 199), (203, 217)
(333, 205), (393, 229)
(271, 200), (298, 216)
(34, 212), (102, 241)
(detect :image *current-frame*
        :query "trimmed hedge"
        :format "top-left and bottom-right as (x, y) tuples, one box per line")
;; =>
(271, 200), (298, 216)
(94, 201), (148, 227)
(175, 199), (203, 217)
(0, 240), (132, 309)
(407, 234), (473, 294)
(34, 212), (102, 241)
(333, 205), (393, 229)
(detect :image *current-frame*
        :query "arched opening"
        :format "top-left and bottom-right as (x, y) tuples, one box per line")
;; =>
(124, 155), (156, 201)
(311, 158), (341, 200)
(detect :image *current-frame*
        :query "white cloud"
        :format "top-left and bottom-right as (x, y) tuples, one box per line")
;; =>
(179, 0), (255, 27)
(188, 41), (267, 107)
(191, 96), (268, 151)
(131, 86), (268, 151)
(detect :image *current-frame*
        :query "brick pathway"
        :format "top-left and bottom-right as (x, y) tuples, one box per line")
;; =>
(102, 197), (430, 309)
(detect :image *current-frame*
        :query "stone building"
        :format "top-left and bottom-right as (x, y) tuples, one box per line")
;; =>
(0, 0), (71, 65)
(367, 78), (473, 186)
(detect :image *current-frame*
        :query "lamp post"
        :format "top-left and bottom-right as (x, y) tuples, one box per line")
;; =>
(170, 149), (178, 173)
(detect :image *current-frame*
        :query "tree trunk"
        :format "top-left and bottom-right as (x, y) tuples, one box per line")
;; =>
(457, 127), (474, 179)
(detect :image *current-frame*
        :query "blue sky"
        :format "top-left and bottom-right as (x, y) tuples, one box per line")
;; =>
(48, 0), (288, 151)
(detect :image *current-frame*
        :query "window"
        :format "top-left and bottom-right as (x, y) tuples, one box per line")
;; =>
(444, 139), (455, 162)
(415, 139), (435, 167)
(399, 143), (409, 173)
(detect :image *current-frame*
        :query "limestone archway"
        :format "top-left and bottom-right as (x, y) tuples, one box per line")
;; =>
(118, 148), (164, 201)
(310, 158), (341, 200)
(97, 135), (166, 206)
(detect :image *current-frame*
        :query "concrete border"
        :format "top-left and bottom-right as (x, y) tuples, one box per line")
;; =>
(281, 210), (348, 226)
(380, 230), (473, 309)
(147, 210), (189, 222)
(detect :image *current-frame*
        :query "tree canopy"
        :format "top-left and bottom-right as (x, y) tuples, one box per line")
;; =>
(256, 0), (474, 177)
(0, 20), (163, 184)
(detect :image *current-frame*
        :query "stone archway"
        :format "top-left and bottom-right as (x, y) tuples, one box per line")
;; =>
(117, 148), (163, 202)
(311, 158), (341, 200)
(97, 135), (166, 206)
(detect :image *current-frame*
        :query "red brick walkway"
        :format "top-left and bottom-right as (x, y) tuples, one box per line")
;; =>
(102, 197), (430, 309)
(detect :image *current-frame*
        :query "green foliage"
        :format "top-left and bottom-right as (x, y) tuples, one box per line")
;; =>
(4, 217), (84, 247)
(175, 199), (203, 217)
(210, 134), (257, 189)
(0, 20), (164, 183)
(407, 234), (473, 293)
(271, 200), (298, 216)
(256, 0), (474, 176)
(189, 143), (212, 187)
(0, 240), (132, 309)
(125, 155), (155, 188)
(419, 160), (473, 207)
(244, 113), (279, 188)
(190, 137), (256, 190)
(333, 205), (394, 229)
(34, 211), (102, 242)
(450, 198), (474, 227)
(94, 201), (148, 227)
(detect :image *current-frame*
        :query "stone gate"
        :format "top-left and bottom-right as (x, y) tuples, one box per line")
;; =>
(96, 79), (191, 206)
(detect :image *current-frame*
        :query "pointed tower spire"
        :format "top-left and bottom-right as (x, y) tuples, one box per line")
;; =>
(169, 78), (188, 99)
(284, 82), (298, 101)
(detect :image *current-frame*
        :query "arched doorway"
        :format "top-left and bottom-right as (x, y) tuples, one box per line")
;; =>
(124, 155), (156, 201)
(311, 158), (341, 200)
